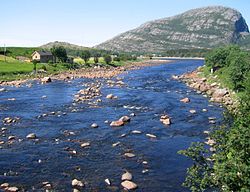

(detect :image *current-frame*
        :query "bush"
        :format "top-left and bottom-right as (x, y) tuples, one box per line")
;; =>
(104, 54), (112, 64)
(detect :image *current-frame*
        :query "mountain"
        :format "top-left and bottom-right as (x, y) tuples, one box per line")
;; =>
(95, 6), (249, 53)
(40, 41), (88, 50)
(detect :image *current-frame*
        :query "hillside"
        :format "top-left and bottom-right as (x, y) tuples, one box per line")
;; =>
(40, 41), (88, 50)
(95, 6), (249, 53)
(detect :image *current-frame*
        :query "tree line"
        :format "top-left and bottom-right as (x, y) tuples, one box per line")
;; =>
(179, 45), (250, 191)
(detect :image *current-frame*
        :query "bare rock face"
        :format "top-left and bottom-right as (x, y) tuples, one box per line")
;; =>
(95, 6), (249, 52)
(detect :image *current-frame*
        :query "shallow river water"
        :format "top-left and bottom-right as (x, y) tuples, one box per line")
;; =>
(0, 59), (225, 191)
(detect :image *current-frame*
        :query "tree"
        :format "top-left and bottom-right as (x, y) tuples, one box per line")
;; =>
(104, 54), (112, 64)
(81, 50), (91, 64)
(50, 46), (67, 63)
(93, 53), (101, 64)
(32, 60), (38, 73)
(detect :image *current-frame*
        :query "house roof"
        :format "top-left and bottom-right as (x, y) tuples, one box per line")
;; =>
(32, 50), (53, 56)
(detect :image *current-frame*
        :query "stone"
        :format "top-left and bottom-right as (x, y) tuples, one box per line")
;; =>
(131, 130), (142, 134)
(180, 97), (190, 103)
(112, 142), (120, 147)
(7, 187), (19, 192)
(205, 138), (216, 146)
(110, 120), (124, 127)
(212, 88), (228, 98)
(0, 183), (9, 188)
(121, 171), (132, 181)
(80, 142), (90, 148)
(26, 133), (37, 139)
(146, 133), (157, 138)
(119, 116), (130, 123)
(189, 109), (196, 114)
(142, 169), (149, 173)
(160, 115), (171, 125)
(121, 180), (138, 190)
(41, 77), (52, 83)
(130, 113), (136, 117)
(202, 108), (208, 112)
(124, 153), (136, 158)
(0, 88), (6, 92)
(142, 161), (148, 165)
(72, 179), (84, 187)
(105, 178), (111, 186)
(91, 123), (98, 128)
(106, 94), (114, 99)
(8, 136), (16, 140)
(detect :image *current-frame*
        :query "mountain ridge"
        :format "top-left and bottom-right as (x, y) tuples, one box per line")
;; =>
(95, 6), (249, 52)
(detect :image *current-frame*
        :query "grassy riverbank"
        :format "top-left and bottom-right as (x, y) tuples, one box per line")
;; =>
(180, 45), (250, 192)
(0, 55), (142, 82)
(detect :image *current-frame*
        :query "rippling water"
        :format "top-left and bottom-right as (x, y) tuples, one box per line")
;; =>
(0, 60), (225, 191)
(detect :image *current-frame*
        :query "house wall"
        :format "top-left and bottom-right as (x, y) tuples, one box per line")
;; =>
(32, 52), (40, 61)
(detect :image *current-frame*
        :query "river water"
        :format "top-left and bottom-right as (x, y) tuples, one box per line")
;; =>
(0, 59), (224, 191)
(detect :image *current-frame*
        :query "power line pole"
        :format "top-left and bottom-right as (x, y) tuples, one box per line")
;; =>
(4, 44), (6, 62)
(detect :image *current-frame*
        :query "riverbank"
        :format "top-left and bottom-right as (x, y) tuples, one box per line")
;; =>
(0, 59), (171, 87)
(173, 66), (239, 113)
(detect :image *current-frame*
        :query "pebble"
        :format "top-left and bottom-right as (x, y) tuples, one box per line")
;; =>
(0, 183), (9, 188)
(121, 171), (132, 181)
(124, 153), (136, 158)
(189, 109), (196, 114)
(7, 187), (19, 192)
(26, 133), (37, 139)
(8, 136), (16, 140)
(121, 180), (138, 190)
(142, 161), (148, 165)
(131, 130), (142, 134)
(80, 142), (90, 148)
(146, 133), (157, 138)
(72, 179), (84, 187)
(119, 116), (131, 123)
(105, 178), (111, 186)
(180, 97), (190, 103)
(91, 123), (98, 128)
(106, 94), (114, 99)
(160, 115), (171, 125)
(112, 142), (120, 147)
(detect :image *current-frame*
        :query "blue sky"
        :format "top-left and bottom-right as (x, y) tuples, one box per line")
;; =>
(1, 0), (249, 47)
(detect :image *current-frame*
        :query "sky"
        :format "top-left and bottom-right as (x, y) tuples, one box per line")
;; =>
(0, 0), (249, 47)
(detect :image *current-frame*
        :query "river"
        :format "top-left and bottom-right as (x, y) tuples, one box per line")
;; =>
(0, 59), (225, 191)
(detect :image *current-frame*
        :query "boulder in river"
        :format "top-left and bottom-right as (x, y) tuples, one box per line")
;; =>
(121, 171), (132, 181)
(160, 115), (171, 125)
(26, 133), (37, 139)
(106, 94), (114, 99)
(110, 120), (124, 127)
(121, 180), (138, 190)
(180, 97), (190, 103)
(119, 116), (130, 123)
(72, 179), (84, 187)
(91, 123), (98, 128)
(124, 153), (136, 158)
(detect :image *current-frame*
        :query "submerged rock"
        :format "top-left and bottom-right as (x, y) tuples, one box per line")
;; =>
(119, 116), (131, 123)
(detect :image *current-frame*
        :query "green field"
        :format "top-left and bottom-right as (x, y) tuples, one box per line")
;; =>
(0, 55), (70, 81)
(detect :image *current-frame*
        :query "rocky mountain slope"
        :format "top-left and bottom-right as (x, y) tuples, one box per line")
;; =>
(95, 6), (249, 52)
